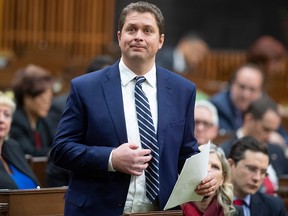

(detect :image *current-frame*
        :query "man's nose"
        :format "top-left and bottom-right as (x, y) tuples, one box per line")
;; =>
(134, 30), (144, 40)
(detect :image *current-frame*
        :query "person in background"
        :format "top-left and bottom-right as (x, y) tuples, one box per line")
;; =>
(221, 95), (288, 195)
(0, 92), (39, 189)
(181, 143), (244, 216)
(156, 31), (209, 75)
(210, 63), (264, 135)
(45, 54), (115, 187)
(247, 35), (288, 146)
(194, 100), (219, 146)
(48, 54), (115, 133)
(247, 35), (286, 77)
(10, 64), (54, 157)
(50, 2), (216, 215)
(228, 136), (287, 216)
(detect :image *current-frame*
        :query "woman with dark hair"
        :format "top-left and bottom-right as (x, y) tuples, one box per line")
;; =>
(10, 64), (54, 156)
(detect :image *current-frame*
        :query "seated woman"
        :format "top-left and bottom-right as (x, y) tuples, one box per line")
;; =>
(181, 144), (243, 216)
(0, 92), (39, 189)
(10, 64), (54, 156)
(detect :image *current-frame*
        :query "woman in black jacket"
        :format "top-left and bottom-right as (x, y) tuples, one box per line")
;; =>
(0, 92), (39, 189)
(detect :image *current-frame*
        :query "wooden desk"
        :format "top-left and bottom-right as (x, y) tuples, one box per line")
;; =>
(0, 187), (67, 216)
(123, 210), (183, 216)
(0, 203), (8, 216)
(278, 175), (288, 210)
(26, 155), (48, 188)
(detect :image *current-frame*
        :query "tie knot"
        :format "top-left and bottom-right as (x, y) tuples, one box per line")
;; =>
(135, 76), (146, 86)
(233, 199), (245, 206)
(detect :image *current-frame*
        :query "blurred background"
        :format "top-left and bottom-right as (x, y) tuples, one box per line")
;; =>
(0, 0), (288, 103)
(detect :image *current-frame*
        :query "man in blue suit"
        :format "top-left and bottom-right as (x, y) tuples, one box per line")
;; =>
(209, 63), (264, 135)
(50, 2), (216, 216)
(228, 136), (287, 216)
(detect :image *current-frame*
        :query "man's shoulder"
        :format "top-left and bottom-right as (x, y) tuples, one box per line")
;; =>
(210, 90), (229, 105)
(252, 192), (286, 211)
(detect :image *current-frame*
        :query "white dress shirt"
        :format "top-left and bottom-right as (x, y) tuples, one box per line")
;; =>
(118, 59), (159, 213)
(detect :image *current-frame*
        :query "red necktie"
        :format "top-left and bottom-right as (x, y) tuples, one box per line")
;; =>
(233, 199), (244, 206)
(33, 131), (43, 150)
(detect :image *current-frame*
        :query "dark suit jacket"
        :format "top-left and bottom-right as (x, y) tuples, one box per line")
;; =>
(250, 192), (287, 216)
(210, 90), (288, 144)
(10, 108), (54, 156)
(0, 139), (39, 189)
(210, 90), (239, 133)
(50, 62), (199, 216)
(221, 135), (288, 176)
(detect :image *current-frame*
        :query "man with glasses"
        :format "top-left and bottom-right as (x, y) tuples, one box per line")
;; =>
(194, 100), (219, 146)
(228, 136), (287, 216)
(210, 63), (264, 135)
(221, 95), (288, 194)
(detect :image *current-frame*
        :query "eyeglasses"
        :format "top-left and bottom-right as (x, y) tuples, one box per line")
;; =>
(195, 120), (214, 129)
(234, 81), (260, 94)
(241, 163), (268, 178)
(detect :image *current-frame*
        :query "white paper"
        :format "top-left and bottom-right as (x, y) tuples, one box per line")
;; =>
(164, 141), (210, 210)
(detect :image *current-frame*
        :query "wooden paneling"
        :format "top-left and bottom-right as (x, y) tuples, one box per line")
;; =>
(0, 0), (115, 91)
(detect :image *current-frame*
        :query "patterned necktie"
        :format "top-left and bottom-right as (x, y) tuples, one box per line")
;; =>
(134, 76), (160, 202)
(233, 199), (245, 206)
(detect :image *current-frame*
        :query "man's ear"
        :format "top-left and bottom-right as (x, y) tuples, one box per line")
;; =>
(117, 31), (121, 41)
(228, 158), (235, 167)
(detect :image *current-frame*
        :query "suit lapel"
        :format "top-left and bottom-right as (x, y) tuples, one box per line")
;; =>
(102, 64), (128, 145)
(102, 64), (173, 151)
(156, 68), (172, 157)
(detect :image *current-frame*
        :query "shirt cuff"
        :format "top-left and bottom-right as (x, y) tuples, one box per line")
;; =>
(108, 149), (116, 172)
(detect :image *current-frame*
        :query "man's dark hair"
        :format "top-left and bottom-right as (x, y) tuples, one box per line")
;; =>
(229, 136), (269, 164)
(118, 1), (165, 36)
(244, 94), (279, 120)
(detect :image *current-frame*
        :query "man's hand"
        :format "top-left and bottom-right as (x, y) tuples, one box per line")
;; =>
(195, 172), (217, 197)
(112, 143), (152, 176)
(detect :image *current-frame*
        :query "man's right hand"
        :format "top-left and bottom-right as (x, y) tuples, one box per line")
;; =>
(112, 143), (152, 176)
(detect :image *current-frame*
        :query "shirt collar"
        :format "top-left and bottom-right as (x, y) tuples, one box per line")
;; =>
(119, 58), (157, 88)
(236, 128), (244, 139)
(234, 195), (251, 206)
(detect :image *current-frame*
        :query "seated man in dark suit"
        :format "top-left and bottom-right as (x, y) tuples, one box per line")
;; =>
(210, 63), (264, 135)
(228, 136), (287, 216)
(221, 95), (288, 194)
(210, 62), (288, 146)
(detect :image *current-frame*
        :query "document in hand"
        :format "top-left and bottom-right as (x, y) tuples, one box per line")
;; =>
(164, 142), (210, 210)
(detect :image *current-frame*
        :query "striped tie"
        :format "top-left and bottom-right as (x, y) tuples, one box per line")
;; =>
(134, 76), (160, 202)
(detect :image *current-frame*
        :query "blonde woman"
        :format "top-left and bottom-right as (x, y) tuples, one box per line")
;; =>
(181, 144), (243, 216)
(0, 92), (39, 189)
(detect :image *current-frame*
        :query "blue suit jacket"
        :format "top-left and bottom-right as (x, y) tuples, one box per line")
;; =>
(50, 62), (199, 216)
(210, 90), (239, 133)
(250, 192), (287, 216)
